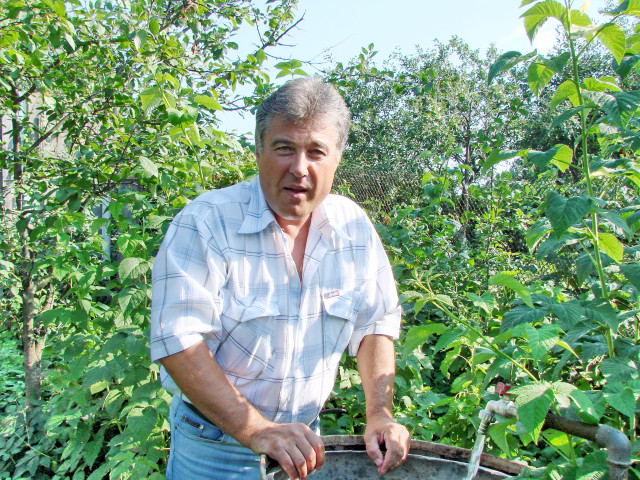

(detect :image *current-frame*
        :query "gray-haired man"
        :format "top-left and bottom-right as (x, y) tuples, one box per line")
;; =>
(150, 77), (410, 479)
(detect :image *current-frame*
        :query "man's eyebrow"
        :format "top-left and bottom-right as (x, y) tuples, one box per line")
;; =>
(270, 137), (294, 147)
(269, 138), (331, 150)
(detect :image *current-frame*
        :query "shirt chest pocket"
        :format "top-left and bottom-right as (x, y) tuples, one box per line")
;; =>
(321, 290), (361, 363)
(217, 295), (279, 381)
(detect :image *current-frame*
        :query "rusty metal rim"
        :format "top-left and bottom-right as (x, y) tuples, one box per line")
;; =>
(321, 435), (526, 476)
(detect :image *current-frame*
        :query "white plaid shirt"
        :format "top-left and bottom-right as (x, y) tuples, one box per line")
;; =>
(150, 176), (401, 426)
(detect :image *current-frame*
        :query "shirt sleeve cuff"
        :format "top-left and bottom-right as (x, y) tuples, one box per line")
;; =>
(150, 332), (205, 362)
(347, 308), (402, 357)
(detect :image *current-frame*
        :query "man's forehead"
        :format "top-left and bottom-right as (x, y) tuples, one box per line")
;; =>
(265, 115), (339, 144)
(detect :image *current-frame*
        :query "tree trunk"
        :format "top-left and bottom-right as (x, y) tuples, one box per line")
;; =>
(21, 272), (44, 412)
(12, 88), (44, 417)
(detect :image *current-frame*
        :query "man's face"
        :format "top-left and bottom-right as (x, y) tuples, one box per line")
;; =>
(256, 115), (342, 225)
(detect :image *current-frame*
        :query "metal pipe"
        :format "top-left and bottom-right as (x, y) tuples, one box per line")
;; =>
(542, 414), (631, 480)
(479, 399), (632, 480)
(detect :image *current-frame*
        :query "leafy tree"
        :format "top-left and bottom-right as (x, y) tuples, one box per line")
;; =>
(0, 0), (299, 476)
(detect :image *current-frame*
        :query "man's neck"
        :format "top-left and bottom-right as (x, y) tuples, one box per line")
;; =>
(276, 214), (311, 281)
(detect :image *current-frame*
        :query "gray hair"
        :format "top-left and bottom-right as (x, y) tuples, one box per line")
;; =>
(255, 77), (351, 153)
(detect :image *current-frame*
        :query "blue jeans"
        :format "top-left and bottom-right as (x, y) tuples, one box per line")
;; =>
(166, 396), (319, 480)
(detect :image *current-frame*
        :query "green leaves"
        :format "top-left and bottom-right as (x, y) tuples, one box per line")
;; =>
(194, 94), (222, 111)
(545, 191), (592, 237)
(512, 382), (554, 442)
(118, 257), (151, 281)
(527, 53), (569, 95)
(521, 1), (566, 42)
(528, 144), (573, 172)
(274, 59), (307, 78)
(594, 24), (627, 65)
(489, 272), (533, 308)
(401, 323), (447, 358)
(487, 50), (536, 84)
(550, 80), (580, 109)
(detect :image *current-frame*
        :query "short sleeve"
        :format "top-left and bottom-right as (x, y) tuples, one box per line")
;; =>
(149, 212), (226, 362)
(347, 223), (401, 356)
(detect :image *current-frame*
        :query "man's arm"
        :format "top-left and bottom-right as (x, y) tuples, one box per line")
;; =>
(160, 341), (324, 480)
(356, 334), (410, 474)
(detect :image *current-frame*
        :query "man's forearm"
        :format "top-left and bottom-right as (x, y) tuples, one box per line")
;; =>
(159, 340), (325, 480)
(356, 334), (410, 474)
(159, 340), (269, 446)
(356, 334), (396, 419)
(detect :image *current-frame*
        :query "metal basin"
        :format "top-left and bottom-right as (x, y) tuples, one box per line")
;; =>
(278, 435), (525, 480)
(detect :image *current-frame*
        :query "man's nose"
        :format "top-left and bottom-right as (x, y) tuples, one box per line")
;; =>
(289, 152), (309, 178)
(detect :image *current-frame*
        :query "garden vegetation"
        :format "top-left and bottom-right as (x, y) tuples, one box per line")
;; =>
(1, 0), (640, 479)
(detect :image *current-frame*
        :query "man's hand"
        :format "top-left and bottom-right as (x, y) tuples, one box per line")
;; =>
(363, 415), (410, 475)
(249, 422), (324, 480)
(160, 342), (323, 479)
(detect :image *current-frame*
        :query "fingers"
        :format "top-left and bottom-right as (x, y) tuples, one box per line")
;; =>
(252, 422), (324, 480)
(364, 419), (411, 475)
(365, 436), (384, 469)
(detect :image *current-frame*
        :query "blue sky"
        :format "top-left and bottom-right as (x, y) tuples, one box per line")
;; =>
(222, 0), (609, 134)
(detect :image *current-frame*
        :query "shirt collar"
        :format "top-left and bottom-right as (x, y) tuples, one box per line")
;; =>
(238, 175), (352, 243)
(238, 176), (278, 234)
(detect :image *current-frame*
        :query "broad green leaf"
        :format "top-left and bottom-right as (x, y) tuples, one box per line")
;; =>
(601, 357), (638, 382)
(512, 382), (554, 442)
(526, 219), (552, 249)
(541, 429), (573, 458)
(118, 257), (149, 281)
(604, 0), (640, 15)
(489, 272), (534, 308)
(402, 324), (447, 358)
(587, 90), (640, 128)
(140, 86), (162, 116)
(555, 340), (579, 358)
(195, 94), (222, 111)
(570, 389), (605, 424)
(53, 0), (66, 16)
(551, 104), (593, 128)
(528, 62), (555, 95)
(488, 50), (536, 84)
(583, 299), (620, 330)
(522, 1), (566, 42)
(596, 23), (627, 64)
(528, 144), (573, 172)
(615, 54), (640, 79)
(550, 80), (580, 109)
(149, 19), (160, 35)
(481, 149), (526, 174)
(583, 76), (622, 93)
(433, 327), (464, 353)
(128, 407), (159, 442)
(431, 293), (454, 308)
(488, 422), (517, 457)
(545, 191), (592, 237)
(569, 8), (592, 28)
(139, 156), (158, 177)
(521, 324), (562, 361)
(467, 292), (496, 315)
(598, 232), (623, 263)
(550, 301), (585, 326)
(601, 211), (633, 241)
(603, 384), (636, 418)
(620, 263), (640, 290)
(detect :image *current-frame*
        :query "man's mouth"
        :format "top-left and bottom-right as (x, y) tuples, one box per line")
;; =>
(284, 186), (308, 194)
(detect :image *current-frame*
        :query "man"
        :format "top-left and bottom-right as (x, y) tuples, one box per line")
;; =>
(150, 77), (410, 480)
